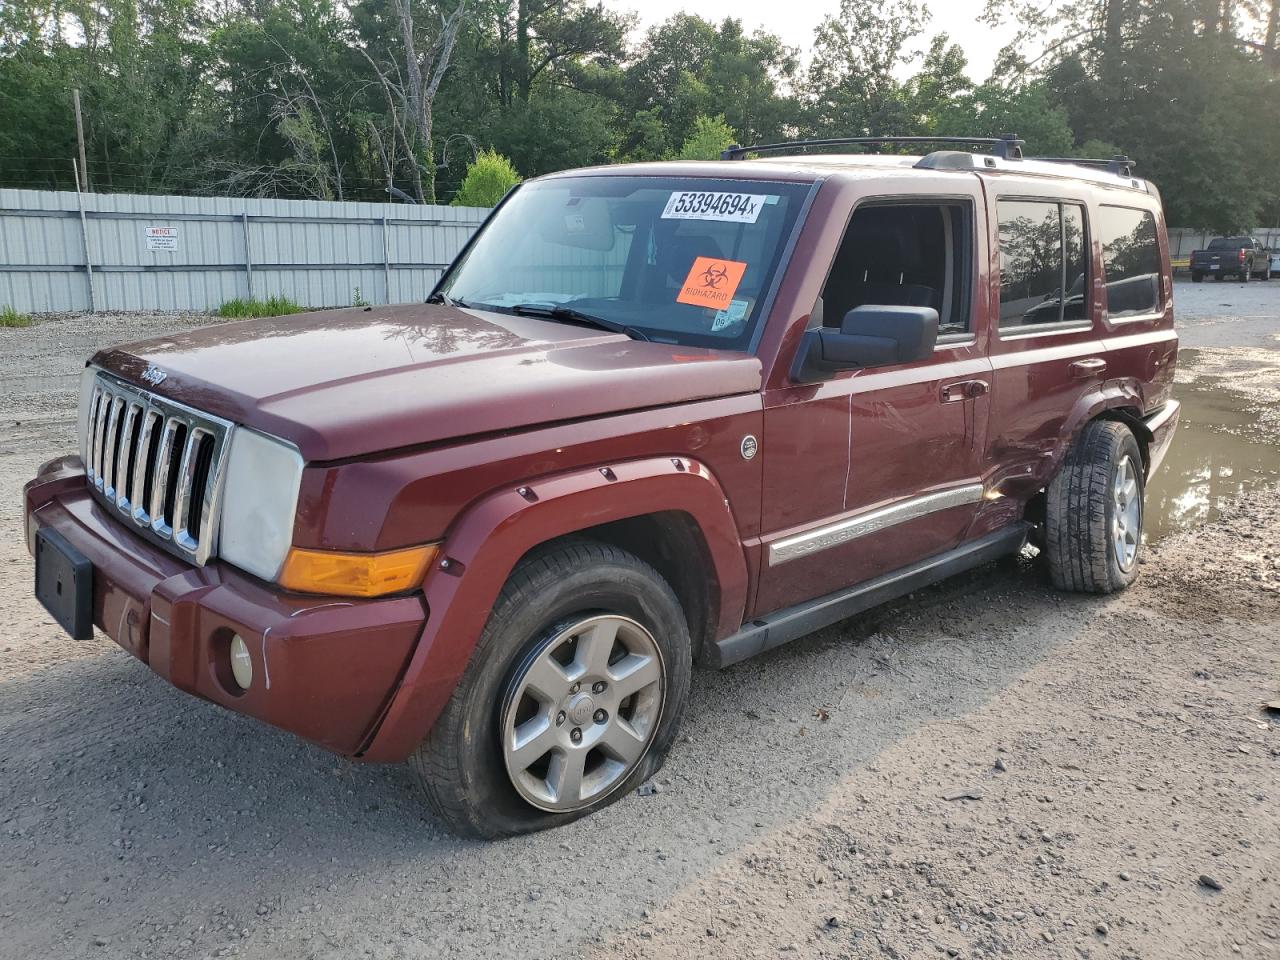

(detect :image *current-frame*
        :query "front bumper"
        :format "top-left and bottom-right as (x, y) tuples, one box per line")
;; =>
(24, 456), (427, 757)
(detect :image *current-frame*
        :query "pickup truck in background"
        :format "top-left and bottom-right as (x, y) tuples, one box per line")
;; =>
(1190, 236), (1272, 282)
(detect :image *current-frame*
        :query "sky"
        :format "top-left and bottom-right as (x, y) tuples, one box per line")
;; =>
(602, 0), (1022, 82)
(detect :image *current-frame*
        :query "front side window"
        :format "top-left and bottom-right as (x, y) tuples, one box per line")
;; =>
(997, 199), (1090, 331)
(437, 176), (813, 349)
(1099, 206), (1160, 319)
(818, 200), (974, 336)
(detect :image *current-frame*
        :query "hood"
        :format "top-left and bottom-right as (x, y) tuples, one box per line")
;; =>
(93, 304), (763, 461)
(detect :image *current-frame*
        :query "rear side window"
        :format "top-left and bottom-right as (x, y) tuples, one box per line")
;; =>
(1099, 206), (1161, 319)
(997, 200), (1090, 331)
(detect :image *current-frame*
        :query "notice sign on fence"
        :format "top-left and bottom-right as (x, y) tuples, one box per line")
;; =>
(144, 226), (179, 251)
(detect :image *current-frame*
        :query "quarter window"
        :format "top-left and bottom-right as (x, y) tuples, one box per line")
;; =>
(997, 200), (1090, 330)
(1098, 206), (1160, 319)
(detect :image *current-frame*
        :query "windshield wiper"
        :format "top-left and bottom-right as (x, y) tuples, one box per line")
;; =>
(426, 292), (469, 308)
(510, 303), (649, 342)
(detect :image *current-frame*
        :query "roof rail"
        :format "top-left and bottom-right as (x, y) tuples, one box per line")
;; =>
(721, 134), (1025, 162)
(1030, 156), (1137, 178)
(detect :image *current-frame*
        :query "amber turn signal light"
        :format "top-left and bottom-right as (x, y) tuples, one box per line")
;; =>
(279, 544), (439, 597)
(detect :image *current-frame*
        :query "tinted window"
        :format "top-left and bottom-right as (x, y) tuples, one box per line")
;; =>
(998, 200), (1090, 330)
(439, 175), (812, 350)
(819, 201), (974, 336)
(1099, 206), (1160, 319)
(1208, 237), (1248, 250)
(1063, 204), (1089, 323)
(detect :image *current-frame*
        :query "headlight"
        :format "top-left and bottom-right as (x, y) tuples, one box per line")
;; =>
(218, 429), (304, 581)
(78, 365), (98, 464)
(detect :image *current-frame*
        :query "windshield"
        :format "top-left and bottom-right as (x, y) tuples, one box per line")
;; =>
(437, 175), (813, 349)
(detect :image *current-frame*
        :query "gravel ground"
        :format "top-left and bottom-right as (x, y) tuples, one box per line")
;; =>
(1, 283), (1278, 960)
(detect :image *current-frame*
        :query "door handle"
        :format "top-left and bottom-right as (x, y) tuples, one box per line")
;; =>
(940, 379), (990, 403)
(1070, 358), (1107, 378)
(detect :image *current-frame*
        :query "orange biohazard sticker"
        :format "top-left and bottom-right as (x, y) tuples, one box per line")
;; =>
(676, 257), (748, 309)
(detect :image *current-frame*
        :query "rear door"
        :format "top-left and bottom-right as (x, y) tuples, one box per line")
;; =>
(753, 182), (994, 615)
(981, 185), (1117, 511)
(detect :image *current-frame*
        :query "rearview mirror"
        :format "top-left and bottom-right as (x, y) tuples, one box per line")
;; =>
(793, 305), (939, 382)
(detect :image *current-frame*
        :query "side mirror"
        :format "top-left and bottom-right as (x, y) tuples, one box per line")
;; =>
(793, 305), (939, 382)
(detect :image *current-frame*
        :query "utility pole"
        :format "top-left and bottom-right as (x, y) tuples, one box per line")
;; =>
(72, 88), (89, 193)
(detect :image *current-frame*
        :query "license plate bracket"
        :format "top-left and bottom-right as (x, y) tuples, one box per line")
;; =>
(35, 528), (94, 640)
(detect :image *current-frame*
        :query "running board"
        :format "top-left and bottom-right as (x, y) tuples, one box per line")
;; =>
(709, 525), (1031, 669)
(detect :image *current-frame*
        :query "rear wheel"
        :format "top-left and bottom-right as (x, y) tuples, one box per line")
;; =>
(1191, 272), (1204, 283)
(1045, 420), (1145, 594)
(409, 541), (692, 838)
(1241, 266), (1252, 282)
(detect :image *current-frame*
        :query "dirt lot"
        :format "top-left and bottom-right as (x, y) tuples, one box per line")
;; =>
(1, 282), (1279, 960)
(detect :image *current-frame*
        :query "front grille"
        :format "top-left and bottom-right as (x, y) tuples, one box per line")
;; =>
(85, 371), (234, 566)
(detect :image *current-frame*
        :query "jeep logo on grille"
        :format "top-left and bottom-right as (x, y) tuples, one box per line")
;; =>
(140, 364), (167, 386)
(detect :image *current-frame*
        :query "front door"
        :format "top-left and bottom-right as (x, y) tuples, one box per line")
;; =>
(754, 191), (993, 616)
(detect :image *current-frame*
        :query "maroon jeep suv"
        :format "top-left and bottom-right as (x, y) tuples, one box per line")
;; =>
(25, 137), (1179, 837)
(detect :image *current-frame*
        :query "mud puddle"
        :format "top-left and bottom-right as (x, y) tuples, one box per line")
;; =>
(1144, 378), (1280, 542)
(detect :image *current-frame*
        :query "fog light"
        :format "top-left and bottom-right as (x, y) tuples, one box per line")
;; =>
(229, 634), (253, 690)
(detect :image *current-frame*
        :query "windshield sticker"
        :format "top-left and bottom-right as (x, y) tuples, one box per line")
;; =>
(710, 298), (750, 332)
(676, 257), (748, 309)
(661, 191), (774, 223)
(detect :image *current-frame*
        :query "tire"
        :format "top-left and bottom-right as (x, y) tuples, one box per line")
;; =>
(1241, 266), (1252, 282)
(1045, 420), (1145, 594)
(1191, 272), (1203, 283)
(409, 540), (693, 838)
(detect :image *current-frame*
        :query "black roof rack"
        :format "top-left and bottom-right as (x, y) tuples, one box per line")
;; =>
(721, 134), (1026, 161)
(1029, 156), (1137, 178)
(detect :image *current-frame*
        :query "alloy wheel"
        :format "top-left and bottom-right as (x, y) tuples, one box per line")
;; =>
(1111, 455), (1142, 572)
(500, 615), (664, 812)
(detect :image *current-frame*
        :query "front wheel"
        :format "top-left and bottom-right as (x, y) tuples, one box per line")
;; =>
(409, 541), (692, 838)
(1045, 420), (1145, 594)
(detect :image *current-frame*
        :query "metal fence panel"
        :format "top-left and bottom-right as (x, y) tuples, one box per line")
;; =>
(0, 188), (488, 314)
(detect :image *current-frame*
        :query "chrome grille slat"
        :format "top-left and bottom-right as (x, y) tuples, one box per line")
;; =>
(149, 419), (180, 539)
(130, 410), (160, 523)
(171, 427), (203, 551)
(83, 371), (234, 566)
(87, 387), (103, 484)
(92, 389), (110, 489)
(116, 401), (143, 511)
(102, 396), (125, 499)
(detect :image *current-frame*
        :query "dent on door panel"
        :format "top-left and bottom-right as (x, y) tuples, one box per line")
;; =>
(984, 336), (1107, 499)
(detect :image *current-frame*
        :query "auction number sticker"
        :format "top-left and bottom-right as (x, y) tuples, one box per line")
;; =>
(661, 191), (774, 223)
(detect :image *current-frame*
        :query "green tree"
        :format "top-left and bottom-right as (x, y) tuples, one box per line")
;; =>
(623, 15), (797, 152)
(929, 81), (1076, 155)
(805, 0), (931, 137)
(985, 0), (1280, 227)
(451, 148), (520, 206)
(676, 115), (736, 160)
(480, 86), (616, 176)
